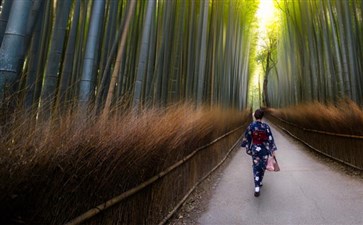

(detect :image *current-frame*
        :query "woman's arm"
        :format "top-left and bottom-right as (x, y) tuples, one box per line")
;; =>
(266, 124), (277, 154)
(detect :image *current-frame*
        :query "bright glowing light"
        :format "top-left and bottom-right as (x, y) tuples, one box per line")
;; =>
(250, 0), (279, 109)
(256, 0), (276, 29)
(256, 0), (278, 47)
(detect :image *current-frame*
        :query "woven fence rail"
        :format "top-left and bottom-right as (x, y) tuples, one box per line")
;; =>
(64, 122), (249, 225)
(267, 114), (363, 170)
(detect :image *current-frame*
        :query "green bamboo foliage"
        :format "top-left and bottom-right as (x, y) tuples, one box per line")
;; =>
(269, 0), (363, 108)
(0, 0), (257, 120)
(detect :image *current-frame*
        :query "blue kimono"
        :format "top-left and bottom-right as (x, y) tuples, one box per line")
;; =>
(241, 121), (277, 188)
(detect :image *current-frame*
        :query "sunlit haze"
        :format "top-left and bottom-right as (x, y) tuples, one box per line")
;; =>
(251, 0), (279, 109)
(256, 0), (278, 46)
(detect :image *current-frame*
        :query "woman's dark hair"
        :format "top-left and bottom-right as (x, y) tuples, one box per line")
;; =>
(254, 109), (264, 120)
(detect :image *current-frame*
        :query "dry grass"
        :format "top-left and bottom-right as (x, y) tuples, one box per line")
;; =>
(267, 99), (363, 136)
(0, 104), (250, 224)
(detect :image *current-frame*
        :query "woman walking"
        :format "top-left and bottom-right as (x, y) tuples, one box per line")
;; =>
(241, 109), (277, 197)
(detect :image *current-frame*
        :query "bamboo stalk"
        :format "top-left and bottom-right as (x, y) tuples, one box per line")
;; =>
(65, 125), (245, 225)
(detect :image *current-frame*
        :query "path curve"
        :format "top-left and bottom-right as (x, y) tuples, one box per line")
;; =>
(197, 122), (363, 225)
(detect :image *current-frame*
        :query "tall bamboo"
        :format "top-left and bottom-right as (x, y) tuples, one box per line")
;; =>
(133, 0), (156, 110)
(79, 0), (105, 106)
(196, 0), (209, 107)
(57, 0), (81, 110)
(41, 0), (72, 111)
(102, 0), (136, 118)
(0, 0), (13, 45)
(24, 1), (47, 109)
(0, 0), (31, 102)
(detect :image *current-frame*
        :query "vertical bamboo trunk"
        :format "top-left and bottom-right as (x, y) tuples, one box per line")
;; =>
(169, 0), (186, 103)
(325, 0), (344, 98)
(352, 0), (363, 104)
(57, 0), (81, 111)
(0, 0), (13, 45)
(95, 0), (119, 110)
(160, 0), (175, 106)
(32, 0), (53, 111)
(193, 1), (203, 103)
(0, 0), (31, 102)
(209, 2), (217, 106)
(145, 4), (157, 105)
(16, 0), (44, 106)
(133, 0), (155, 110)
(333, 0), (351, 98)
(196, 0), (209, 107)
(95, 1), (126, 112)
(68, 0), (89, 106)
(150, 0), (164, 106)
(186, 0), (195, 101)
(102, 0), (136, 118)
(263, 50), (271, 107)
(341, 0), (358, 102)
(320, 0), (335, 102)
(24, 1), (46, 109)
(79, 0), (105, 107)
(98, 0), (117, 88)
(25, 0), (44, 45)
(40, 0), (72, 112)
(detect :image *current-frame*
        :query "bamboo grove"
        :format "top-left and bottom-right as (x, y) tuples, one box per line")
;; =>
(266, 0), (363, 108)
(0, 0), (258, 120)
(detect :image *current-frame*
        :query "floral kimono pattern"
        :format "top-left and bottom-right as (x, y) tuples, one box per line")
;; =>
(241, 121), (277, 188)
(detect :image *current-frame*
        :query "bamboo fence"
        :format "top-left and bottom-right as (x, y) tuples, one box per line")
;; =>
(266, 114), (363, 170)
(64, 122), (249, 225)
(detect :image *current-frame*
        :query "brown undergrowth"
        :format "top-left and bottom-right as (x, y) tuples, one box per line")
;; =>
(267, 99), (363, 136)
(0, 104), (250, 224)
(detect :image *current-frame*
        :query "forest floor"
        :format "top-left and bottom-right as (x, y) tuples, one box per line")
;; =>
(167, 121), (363, 225)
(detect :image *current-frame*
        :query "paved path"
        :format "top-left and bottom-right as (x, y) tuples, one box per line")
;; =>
(198, 122), (363, 225)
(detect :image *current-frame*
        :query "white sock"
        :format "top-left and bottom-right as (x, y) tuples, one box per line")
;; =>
(255, 187), (260, 192)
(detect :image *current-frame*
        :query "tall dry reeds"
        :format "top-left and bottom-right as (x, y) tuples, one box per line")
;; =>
(0, 104), (250, 224)
(267, 99), (363, 135)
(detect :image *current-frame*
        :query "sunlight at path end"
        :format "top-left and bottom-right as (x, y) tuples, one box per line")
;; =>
(256, 0), (276, 33)
(250, 0), (279, 109)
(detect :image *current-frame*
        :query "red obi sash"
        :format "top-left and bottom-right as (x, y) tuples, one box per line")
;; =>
(252, 130), (268, 145)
